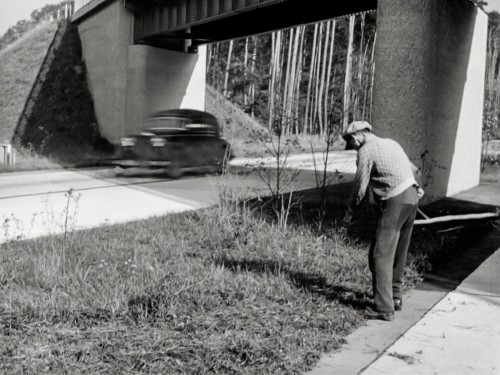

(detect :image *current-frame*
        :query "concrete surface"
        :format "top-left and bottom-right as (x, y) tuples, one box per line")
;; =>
(308, 251), (500, 375)
(453, 182), (500, 207)
(125, 44), (206, 135)
(74, 0), (207, 142)
(229, 151), (357, 177)
(362, 250), (500, 375)
(75, 0), (133, 142)
(229, 151), (357, 174)
(373, 0), (487, 201)
(307, 289), (448, 375)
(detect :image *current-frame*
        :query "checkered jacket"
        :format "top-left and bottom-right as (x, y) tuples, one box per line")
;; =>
(348, 135), (417, 211)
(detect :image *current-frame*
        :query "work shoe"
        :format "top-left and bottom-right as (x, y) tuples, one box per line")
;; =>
(365, 307), (394, 321)
(394, 298), (402, 311)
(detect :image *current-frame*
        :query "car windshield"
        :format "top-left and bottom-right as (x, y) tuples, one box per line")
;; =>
(148, 116), (187, 129)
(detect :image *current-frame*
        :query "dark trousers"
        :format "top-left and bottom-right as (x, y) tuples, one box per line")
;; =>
(369, 186), (418, 312)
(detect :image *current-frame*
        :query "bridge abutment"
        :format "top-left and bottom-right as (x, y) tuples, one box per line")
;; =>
(125, 45), (206, 135)
(372, 0), (487, 201)
(73, 1), (206, 141)
(75, 0), (132, 142)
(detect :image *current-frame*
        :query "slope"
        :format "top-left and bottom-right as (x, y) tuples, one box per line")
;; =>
(0, 23), (58, 144)
(206, 84), (270, 158)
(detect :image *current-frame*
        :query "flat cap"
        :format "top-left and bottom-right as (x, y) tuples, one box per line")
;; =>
(342, 121), (373, 141)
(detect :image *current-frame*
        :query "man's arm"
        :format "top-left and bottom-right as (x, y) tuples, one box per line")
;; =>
(344, 151), (372, 224)
(410, 160), (424, 199)
(410, 161), (421, 183)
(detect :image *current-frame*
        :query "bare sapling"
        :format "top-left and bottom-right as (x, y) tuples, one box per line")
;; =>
(253, 114), (301, 227)
(308, 111), (344, 229)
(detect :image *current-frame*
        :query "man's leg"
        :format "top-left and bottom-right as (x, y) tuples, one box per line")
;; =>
(392, 203), (418, 301)
(371, 199), (403, 312)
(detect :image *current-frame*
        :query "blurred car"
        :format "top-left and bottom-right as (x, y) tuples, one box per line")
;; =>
(113, 109), (232, 178)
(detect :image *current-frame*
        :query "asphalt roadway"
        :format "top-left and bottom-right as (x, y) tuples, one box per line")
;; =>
(0, 151), (356, 243)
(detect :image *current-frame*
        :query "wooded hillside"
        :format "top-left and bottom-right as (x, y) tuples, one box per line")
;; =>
(207, 12), (376, 137)
(207, 9), (500, 165)
(0, 1), (73, 51)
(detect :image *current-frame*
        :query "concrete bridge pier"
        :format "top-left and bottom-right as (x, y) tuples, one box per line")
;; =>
(74, 1), (206, 141)
(124, 45), (206, 136)
(372, 0), (488, 201)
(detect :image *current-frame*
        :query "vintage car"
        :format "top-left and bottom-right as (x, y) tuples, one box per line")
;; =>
(113, 109), (232, 178)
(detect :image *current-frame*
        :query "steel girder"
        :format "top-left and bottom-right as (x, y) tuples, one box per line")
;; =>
(126, 0), (377, 51)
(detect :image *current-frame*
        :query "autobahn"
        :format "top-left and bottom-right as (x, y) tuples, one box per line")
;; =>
(0, 152), (356, 243)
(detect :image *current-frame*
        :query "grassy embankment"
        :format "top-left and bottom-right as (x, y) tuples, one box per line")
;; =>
(0, 23), (61, 171)
(481, 139), (500, 182)
(0, 21), (112, 172)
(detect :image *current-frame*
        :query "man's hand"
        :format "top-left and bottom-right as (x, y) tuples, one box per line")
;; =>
(342, 210), (355, 227)
(416, 186), (424, 199)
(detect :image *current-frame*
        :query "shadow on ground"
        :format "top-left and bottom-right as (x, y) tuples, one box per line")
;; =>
(248, 177), (500, 297)
(213, 256), (371, 310)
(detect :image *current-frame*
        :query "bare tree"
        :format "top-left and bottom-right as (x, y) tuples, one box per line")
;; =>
(305, 23), (319, 133)
(223, 40), (234, 98)
(325, 20), (336, 131)
(318, 21), (330, 135)
(343, 15), (356, 130)
(294, 26), (306, 134)
(250, 36), (258, 117)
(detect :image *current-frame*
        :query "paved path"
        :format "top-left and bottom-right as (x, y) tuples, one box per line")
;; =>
(230, 151), (357, 174)
(364, 257), (500, 374)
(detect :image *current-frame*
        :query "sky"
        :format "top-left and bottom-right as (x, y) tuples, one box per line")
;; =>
(2, 0), (500, 36)
(488, 0), (500, 14)
(0, 0), (62, 35)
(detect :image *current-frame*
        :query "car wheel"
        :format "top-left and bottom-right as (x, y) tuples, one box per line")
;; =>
(166, 162), (183, 179)
(114, 166), (124, 177)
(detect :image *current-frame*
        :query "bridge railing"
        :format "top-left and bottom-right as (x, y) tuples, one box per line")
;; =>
(74, 0), (94, 12)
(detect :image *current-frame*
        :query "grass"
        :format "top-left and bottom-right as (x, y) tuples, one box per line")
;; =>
(0, 22), (64, 173)
(481, 162), (500, 183)
(0, 23), (58, 144)
(0, 149), (61, 173)
(1, 177), (485, 374)
(481, 140), (500, 182)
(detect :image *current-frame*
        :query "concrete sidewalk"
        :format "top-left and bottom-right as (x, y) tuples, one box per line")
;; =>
(363, 247), (500, 375)
(308, 243), (500, 375)
(307, 188), (500, 375)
